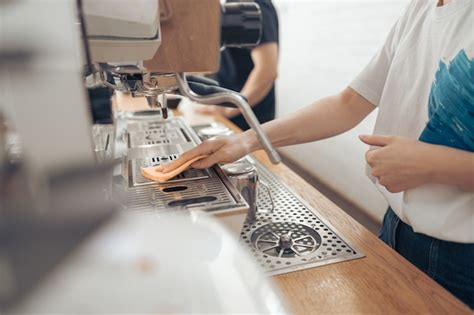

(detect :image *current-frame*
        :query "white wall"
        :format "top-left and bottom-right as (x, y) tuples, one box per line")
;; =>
(273, 1), (410, 222)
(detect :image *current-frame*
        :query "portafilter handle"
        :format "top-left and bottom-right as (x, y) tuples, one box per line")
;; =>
(175, 73), (280, 165)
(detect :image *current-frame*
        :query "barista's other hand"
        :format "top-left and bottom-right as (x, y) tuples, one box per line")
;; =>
(194, 105), (240, 118)
(359, 134), (436, 193)
(162, 133), (255, 172)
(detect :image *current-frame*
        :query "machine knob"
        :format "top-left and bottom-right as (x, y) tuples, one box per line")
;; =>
(221, 2), (262, 48)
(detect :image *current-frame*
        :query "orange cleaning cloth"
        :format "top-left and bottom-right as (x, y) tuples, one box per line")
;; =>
(141, 155), (208, 183)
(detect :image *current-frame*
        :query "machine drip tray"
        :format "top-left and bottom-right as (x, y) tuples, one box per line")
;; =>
(115, 117), (248, 215)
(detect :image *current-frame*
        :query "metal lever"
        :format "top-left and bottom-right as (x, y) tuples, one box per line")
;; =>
(176, 73), (280, 164)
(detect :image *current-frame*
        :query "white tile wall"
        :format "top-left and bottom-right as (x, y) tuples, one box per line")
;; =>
(273, 1), (410, 223)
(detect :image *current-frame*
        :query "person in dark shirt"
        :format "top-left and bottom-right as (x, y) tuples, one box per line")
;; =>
(196, 0), (279, 130)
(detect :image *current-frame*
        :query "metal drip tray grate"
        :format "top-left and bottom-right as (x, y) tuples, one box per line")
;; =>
(240, 159), (364, 275)
(124, 168), (238, 213)
(126, 120), (191, 148)
(123, 118), (215, 187)
(114, 117), (248, 216)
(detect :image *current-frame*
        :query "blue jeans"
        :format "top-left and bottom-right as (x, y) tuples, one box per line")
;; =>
(379, 208), (474, 309)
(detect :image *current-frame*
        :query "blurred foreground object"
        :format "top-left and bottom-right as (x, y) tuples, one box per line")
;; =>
(8, 213), (286, 314)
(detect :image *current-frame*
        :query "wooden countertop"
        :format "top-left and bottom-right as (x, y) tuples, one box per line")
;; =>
(116, 94), (471, 314)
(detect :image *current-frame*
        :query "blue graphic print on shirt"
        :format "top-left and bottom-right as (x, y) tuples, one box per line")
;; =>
(418, 49), (474, 152)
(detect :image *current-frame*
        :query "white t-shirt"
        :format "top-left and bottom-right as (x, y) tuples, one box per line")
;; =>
(350, 0), (473, 243)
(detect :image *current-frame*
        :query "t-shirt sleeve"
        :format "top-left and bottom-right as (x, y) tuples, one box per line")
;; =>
(257, 0), (279, 44)
(350, 1), (413, 107)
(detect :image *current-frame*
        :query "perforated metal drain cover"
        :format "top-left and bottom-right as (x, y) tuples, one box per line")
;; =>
(239, 158), (365, 276)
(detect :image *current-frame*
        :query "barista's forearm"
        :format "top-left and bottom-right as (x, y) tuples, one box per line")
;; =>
(224, 67), (276, 118)
(241, 66), (276, 107)
(244, 42), (279, 107)
(245, 87), (375, 151)
(224, 43), (278, 117)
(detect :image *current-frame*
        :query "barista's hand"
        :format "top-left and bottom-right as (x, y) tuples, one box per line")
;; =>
(162, 133), (256, 172)
(359, 135), (436, 193)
